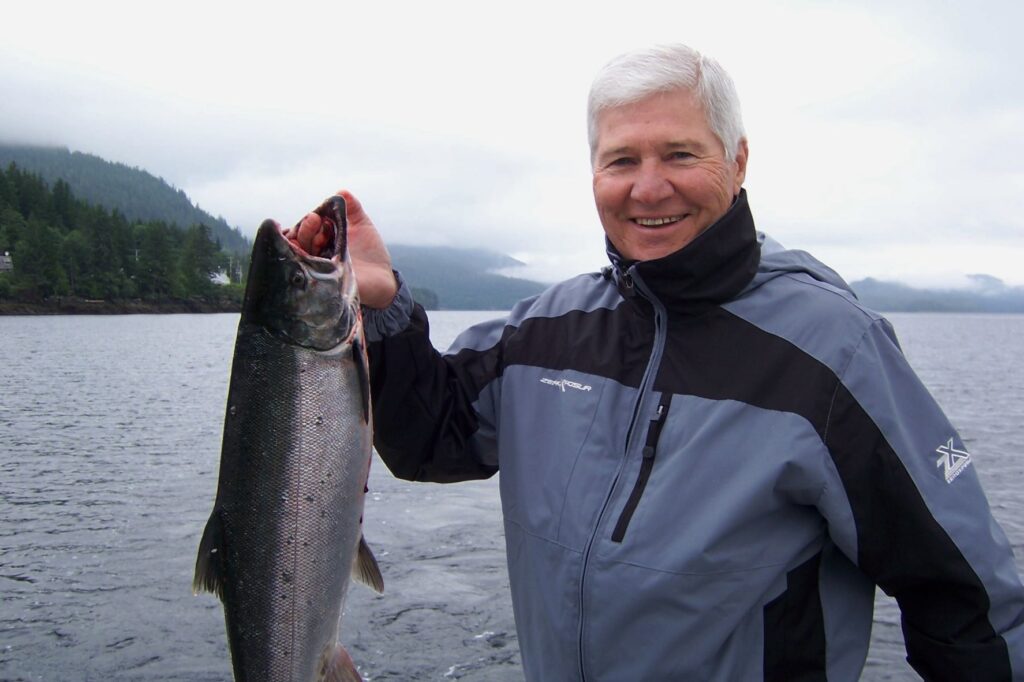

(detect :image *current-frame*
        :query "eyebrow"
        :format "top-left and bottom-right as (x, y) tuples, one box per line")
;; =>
(597, 139), (708, 162)
(664, 139), (708, 153)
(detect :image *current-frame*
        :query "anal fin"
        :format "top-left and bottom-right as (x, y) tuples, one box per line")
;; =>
(318, 644), (363, 682)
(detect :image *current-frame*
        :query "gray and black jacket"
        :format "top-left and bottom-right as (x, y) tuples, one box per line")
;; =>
(365, 190), (1024, 681)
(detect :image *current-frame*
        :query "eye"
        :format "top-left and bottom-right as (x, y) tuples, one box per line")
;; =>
(668, 151), (695, 161)
(289, 270), (306, 288)
(607, 157), (637, 168)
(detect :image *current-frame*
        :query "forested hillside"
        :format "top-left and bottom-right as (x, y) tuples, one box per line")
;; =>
(0, 163), (239, 308)
(0, 144), (249, 254)
(0, 146), (551, 312)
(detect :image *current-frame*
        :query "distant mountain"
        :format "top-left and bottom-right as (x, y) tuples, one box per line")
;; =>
(27, 142), (1017, 314)
(851, 277), (1024, 313)
(389, 244), (547, 310)
(0, 144), (249, 253)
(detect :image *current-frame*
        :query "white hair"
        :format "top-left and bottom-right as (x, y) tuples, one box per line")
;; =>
(587, 44), (746, 163)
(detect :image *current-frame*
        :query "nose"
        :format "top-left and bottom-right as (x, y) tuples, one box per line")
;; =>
(629, 161), (674, 204)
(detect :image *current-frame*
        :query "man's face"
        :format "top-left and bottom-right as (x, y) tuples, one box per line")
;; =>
(592, 88), (748, 262)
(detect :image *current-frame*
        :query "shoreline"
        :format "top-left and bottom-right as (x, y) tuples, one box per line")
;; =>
(0, 298), (241, 315)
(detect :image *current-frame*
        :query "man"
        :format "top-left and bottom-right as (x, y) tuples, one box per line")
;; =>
(292, 44), (1024, 680)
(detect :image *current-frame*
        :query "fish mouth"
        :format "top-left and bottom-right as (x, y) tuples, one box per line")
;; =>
(284, 195), (348, 270)
(245, 196), (353, 337)
(249, 196), (348, 282)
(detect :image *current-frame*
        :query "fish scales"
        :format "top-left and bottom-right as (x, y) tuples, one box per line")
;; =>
(221, 331), (369, 679)
(195, 195), (381, 682)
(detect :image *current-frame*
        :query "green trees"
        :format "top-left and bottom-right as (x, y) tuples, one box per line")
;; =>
(0, 144), (250, 253)
(13, 219), (69, 299)
(0, 163), (241, 306)
(180, 223), (228, 297)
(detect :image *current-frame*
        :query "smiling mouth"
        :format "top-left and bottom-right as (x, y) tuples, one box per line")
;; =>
(632, 215), (685, 227)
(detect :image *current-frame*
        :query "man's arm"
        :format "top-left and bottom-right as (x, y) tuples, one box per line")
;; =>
(821, 318), (1024, 680)
(364, 289), (500, 483)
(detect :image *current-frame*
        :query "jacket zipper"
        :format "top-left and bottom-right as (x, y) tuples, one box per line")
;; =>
(610, 392), (673, 542)
(577, 268), (668, 681)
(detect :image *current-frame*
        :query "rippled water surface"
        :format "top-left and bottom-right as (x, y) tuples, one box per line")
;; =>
(1, 311), (1022, 681)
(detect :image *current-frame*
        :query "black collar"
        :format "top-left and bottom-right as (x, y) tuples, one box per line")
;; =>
(606, 188), (760, 314)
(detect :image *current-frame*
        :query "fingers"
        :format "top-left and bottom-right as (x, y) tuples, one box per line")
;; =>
(285, 192), (366, 256)
(289, 212), (322, 252)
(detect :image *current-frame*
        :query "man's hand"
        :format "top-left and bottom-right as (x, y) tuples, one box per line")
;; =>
(286, 190), (399, 309)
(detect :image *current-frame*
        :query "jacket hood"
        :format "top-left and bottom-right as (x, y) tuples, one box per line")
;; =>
(748, 232), (854, 297)
(604, 189), (855, 312)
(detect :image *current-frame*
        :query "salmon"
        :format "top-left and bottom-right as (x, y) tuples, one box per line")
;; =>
(194, 195), (382, 681)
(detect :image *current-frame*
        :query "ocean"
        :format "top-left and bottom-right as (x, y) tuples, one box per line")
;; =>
(1, 311), (1022, 681)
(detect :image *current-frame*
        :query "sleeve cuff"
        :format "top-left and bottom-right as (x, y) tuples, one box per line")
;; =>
(362, 270), (414, 342)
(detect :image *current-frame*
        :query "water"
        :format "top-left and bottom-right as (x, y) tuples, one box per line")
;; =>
(1, 311), (1022, 681)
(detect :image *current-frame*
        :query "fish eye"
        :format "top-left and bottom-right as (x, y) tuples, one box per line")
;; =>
(290, 270), (306, 288)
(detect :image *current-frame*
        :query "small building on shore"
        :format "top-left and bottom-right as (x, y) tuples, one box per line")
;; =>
(0, 252), (12, 273)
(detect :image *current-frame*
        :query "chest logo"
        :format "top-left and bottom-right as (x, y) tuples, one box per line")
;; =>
(540, 377), (593, 393)
(935, 438), (972, 484)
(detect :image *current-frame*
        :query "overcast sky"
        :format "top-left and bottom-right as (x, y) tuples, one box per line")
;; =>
(2, 0), (1022, 286)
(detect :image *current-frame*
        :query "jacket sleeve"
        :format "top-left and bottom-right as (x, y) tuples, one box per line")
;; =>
(820, 317), (1024, 680)
(363, 273), (502, 483)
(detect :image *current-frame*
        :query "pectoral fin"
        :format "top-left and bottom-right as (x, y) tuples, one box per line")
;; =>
(352, 535), (384, 594)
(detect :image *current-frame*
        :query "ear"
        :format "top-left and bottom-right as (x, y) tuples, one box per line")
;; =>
(732, 138), (749, 194)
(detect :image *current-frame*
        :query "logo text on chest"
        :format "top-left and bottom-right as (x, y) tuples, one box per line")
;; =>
(540, 377), (593, 393)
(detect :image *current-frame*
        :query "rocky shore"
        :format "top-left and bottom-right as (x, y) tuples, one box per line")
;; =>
(0, 297), (241, 315)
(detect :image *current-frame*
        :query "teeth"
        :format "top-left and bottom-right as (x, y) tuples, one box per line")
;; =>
(634, 216), (682, 226)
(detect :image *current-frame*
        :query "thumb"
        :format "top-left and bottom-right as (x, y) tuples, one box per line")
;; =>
(336, 189), (368, 226)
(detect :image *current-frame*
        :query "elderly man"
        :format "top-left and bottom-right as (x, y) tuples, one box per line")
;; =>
(293, 44), (1024, 681)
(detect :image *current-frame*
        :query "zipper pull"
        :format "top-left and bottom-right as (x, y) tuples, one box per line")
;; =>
(642, 402), (670, 459)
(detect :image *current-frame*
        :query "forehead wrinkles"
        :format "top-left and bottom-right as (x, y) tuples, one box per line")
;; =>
(596, 91), (713, 142)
